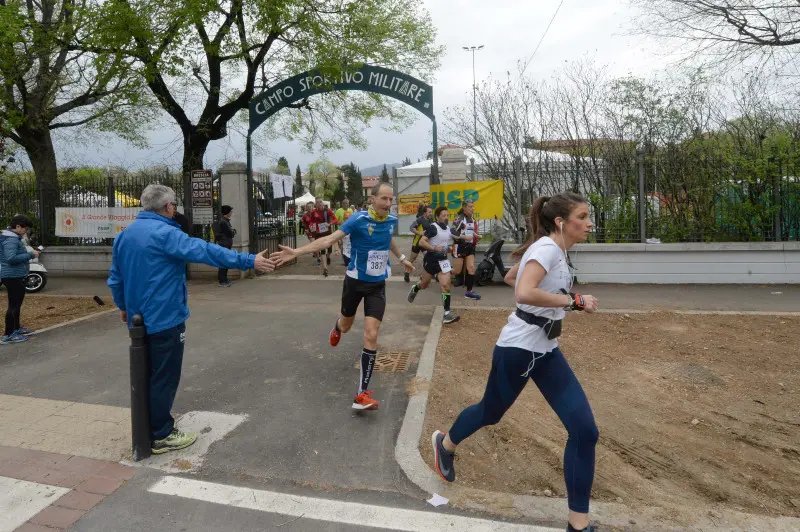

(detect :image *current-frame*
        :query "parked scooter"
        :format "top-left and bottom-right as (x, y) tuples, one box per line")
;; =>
(475, 239), (511, 286)
(23, 245), (47, 293)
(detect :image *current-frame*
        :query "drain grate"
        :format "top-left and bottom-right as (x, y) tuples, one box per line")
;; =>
(354, 352), (411, 373)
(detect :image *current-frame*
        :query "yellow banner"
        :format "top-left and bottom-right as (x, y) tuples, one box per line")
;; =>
(429, 180), (504, 220)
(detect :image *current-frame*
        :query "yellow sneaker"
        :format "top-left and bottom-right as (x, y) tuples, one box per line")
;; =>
(151, 429), (197, 454)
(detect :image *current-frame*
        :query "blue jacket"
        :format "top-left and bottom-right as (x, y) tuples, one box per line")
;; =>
(108, 211), (256, 334)
(0, 229), (33, 279)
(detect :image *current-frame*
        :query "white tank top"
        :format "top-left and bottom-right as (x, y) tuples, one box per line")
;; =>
(427, 222), (453, 250)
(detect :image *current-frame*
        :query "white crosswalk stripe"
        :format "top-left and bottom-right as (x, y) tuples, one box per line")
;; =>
(149, 476), (559, 531)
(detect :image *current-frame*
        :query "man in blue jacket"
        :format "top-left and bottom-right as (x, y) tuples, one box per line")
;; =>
(108, 184), (275, 455)
(1, 214), (39, 345)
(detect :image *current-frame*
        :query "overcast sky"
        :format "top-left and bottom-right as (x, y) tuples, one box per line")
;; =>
(47, 0), (671, 174)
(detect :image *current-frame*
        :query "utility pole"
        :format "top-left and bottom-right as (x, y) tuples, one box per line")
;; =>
(462, 45), (484, 146)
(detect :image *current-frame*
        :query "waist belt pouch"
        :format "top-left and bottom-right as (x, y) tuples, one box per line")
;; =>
(545, 319), (562, 340)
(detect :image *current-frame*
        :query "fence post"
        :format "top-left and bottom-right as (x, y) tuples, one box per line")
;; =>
(129, 314), (151, 461)
(107, 170), (116, 208)
(514, 156), (523, 243)
(637, 148), (646, 243)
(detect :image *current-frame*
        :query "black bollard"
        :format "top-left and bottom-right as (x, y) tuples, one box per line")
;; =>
(129, 313), (151, 461)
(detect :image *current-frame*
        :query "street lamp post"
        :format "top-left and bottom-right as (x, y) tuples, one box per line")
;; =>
(462, 45), (484, 145)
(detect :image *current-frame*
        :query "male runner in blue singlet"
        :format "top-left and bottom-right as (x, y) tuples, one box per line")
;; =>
(271, 183), (414, 411)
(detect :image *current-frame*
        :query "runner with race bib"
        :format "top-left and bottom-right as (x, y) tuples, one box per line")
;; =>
(310, 198), (339, 277)
(271, 183), (414, 411)
(406, 206), (467, 325)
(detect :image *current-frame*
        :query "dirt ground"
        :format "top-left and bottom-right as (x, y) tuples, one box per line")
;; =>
(420, 309), (800, 520)
(0, 294), (109, 332)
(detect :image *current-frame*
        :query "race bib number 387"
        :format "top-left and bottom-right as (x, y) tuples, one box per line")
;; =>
(366, 250), (389, 276)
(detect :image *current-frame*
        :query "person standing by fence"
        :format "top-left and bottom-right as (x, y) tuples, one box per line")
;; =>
(108, 185), (276, 454)
(213, 205), (236, 287)
(0, 215), (39, 345)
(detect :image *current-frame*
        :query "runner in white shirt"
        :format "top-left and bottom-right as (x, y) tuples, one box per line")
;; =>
(406, 206), (471, 324)
(428, 192), (602, 532)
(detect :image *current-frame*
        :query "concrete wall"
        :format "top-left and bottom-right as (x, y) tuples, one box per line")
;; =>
(40, 246), (247, 280)
(41, 242), (800, 284)
(484, 241), (800, 284)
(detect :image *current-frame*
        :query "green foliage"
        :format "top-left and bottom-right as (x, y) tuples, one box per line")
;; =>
(341, 162), (363, 205)
(295, 164), (304, 194)
(306, 157), (339, 199)
(95, 0), (444, 172)
(380, 164), (390, 183)
(0, 0), (153, 171)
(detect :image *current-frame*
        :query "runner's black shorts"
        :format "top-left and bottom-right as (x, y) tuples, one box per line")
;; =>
(312, 233), (333, 255)
(411, 244), (423, 254)
(454, 243), (476, 258)
(423, 253), (449, 276)
(341, 276), (386, 321)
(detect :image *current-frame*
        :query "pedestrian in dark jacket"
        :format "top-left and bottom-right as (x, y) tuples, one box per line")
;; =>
(0, 214), (39, 344)
(172, 210), (192, 235)
(214, 205), (236, 286)
(108, 185), (275, 455)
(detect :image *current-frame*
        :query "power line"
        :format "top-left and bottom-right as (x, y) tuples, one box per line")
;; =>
(520, 0), (566, 77)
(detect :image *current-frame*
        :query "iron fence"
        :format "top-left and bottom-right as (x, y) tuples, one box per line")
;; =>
(0, 169), (221, 245)
(491, 149), (800, 243)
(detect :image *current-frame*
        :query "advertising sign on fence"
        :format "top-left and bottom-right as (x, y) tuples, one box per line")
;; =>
(397, 193), (429, 215)
(56, 207), (141, 237)
(397, 180), (505, 220)
(191, 169), (214, 224)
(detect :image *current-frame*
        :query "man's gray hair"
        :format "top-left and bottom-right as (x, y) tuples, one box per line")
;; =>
(141, 184), (176, 211)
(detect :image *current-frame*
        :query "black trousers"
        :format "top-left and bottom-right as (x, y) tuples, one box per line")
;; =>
(217, 243), (231, 283)
(2, 278), (25, 336)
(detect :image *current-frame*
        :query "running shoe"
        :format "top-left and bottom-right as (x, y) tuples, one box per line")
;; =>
(464, 291), (481, 300)
(151, 428), (197, 454)
(329, 324), (341, 346)
(567, 524), (596, 532)
(404, 272), (410, 283)
(323, 269), (329, 277)
(1, 332), (28, 345)
(442, 311), (460, 324)
(431, 430), (455, 482)
(316, 257), (321, 265)
(352, 390), (379, 410)
(407, 284), (419, 303)
(15, 327), (35, 336)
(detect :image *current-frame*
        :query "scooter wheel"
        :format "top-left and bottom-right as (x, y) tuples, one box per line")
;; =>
(24, 273), (47, 293)
(475, 263), (494, 286)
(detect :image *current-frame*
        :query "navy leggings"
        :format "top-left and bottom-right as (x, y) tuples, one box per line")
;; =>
(448, 345), (598, 513)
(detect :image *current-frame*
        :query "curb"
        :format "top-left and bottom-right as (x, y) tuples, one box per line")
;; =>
(451, 305), (800, 317)
(394, 308), (800, 531)
(32, 308), (118, 336)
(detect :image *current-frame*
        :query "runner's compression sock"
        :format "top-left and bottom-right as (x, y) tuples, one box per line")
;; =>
(442, 292), (451, 312)
(411, 282), (420, 293)
(465, 273), (475, 291)
(359, 347), (377, 393)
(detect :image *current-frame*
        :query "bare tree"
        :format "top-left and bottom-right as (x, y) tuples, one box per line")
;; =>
(630, 0), (800, 67)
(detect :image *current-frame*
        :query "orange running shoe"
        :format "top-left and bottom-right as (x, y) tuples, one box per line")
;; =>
(329, 324), (341, 346)
(352, 390), (379, 410)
